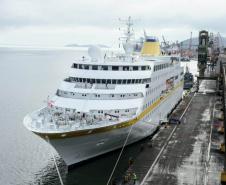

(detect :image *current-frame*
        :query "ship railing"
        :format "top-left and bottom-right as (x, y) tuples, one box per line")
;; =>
(94, 84), (115, 89)
(29, 108), (136, 132)
(74, 83), (93, 89)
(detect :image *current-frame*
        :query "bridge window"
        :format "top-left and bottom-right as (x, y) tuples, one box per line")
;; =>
(84, 65), (89, 70)
(79, 64), (83, 69)
(73, 63), (153, 71)
(74, 63), (78, 68)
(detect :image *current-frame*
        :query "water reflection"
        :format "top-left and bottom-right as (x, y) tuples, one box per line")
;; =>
(35, 138), (151, 185)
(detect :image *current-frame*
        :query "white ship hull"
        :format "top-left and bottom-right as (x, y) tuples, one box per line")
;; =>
(50, 124), (155, 166)
(48, 86), (183, 166)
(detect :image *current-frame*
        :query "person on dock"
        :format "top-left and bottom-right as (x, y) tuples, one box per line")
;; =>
(123, 174), (129, 184)
(111, 178), (117, 185)
(132, 173), (137, 185)
(128, 157), (134, 167)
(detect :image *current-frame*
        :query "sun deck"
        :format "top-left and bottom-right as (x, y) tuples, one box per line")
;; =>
(24, 107), (135, 134)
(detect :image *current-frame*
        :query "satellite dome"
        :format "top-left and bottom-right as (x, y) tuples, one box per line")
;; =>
(88, 45), (102, 62)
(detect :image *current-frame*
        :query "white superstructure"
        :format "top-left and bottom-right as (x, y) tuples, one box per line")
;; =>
(24, 17), (184, 167)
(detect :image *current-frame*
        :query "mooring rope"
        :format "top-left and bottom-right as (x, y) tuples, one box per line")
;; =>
(106, 123), (135, 185)
(46, 136), (64, 185)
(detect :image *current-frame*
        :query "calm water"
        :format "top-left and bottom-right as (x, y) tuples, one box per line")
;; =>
(0, 47), (149, 185)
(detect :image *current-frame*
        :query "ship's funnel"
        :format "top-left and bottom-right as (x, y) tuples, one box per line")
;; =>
(141, 36), (161, 56)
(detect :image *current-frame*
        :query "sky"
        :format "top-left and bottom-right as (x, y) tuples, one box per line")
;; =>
(0, 0), (226, 47)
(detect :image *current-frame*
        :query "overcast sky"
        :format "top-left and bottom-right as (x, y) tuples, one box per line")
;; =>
(0, 0), (226, 47)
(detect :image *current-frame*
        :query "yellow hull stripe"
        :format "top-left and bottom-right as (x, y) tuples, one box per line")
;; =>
(34, 81), (183, 139)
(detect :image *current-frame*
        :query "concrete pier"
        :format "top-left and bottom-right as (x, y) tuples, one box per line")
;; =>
(115, 63), (226, 185)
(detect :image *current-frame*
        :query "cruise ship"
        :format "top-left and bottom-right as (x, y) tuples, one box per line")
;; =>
(24, 18), (184, 167)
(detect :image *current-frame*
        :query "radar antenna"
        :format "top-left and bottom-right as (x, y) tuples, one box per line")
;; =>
(118, 16), (136, 56)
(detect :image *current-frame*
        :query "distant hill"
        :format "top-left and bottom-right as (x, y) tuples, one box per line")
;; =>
(180, 37), (226, 49)
(65, 44), (109, 48)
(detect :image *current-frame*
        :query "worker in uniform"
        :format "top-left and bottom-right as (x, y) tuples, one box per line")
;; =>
(132, 172), (137, 185)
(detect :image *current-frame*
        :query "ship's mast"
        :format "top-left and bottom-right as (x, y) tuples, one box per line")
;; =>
(124, 16), (134, 43)
(119, 16), (135, 56)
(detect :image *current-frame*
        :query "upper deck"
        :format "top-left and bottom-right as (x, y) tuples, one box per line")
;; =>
(68, 54), (180, 80)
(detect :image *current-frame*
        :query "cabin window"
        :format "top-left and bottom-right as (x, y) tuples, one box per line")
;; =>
(79, 64), (83, 69)
(141, 66), (146, 70)
(102, 66), (108, 70)
(133, 66), (138, 71)
(112, 66), (119, 71)
(123, 66), (129, 71)
(92, 65), (98, 70)
(90, 79), (94, 83)
(74, 63), (78, 68)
